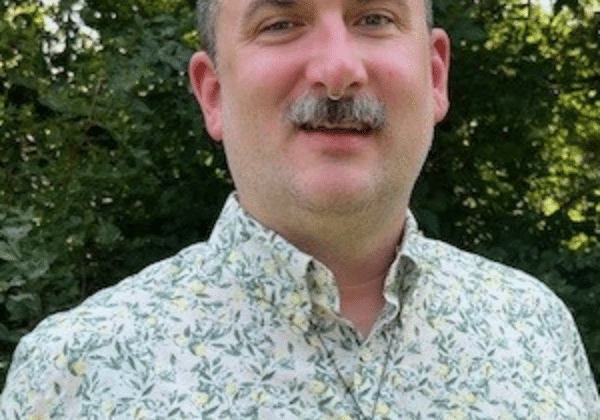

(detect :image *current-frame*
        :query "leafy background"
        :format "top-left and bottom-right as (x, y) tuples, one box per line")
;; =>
(1, 0), (599, 392)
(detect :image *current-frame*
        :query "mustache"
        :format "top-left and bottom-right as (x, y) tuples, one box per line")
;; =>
(284, 92), (387, 131)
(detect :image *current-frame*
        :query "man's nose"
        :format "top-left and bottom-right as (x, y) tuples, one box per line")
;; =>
(305, 17), (368, 98)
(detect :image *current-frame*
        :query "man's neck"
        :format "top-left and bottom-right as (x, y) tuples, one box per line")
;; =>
(238, 192), (408, 336)
(305, 220), (403, 338)
(259, 200), (407, 337)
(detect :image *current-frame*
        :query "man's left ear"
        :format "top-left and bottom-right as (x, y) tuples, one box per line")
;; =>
(430, 28), (451, 123)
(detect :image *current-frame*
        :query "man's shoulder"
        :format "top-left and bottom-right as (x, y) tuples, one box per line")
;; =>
(0, 239), (244, 416)
(403, 236), (600, 418)
(410, 234), (565, 311)
(407, 234), (583, 367)
(10, 239), (230, 364)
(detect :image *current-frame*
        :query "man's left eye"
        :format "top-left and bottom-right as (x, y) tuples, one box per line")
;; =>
(357, 14), (394, 27)
(262, 20), (297, 32)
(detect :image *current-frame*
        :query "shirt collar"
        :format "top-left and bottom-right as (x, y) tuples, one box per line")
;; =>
(208, 193), (421, 333)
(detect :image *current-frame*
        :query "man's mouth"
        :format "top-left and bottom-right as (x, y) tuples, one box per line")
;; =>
(299, 121), (374, 135)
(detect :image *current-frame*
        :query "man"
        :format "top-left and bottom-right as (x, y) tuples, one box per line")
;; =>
(2, 0), (599, 417)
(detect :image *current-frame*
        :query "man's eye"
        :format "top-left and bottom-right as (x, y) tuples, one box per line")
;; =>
(357, 14), (394, 27)
(261, 20), (297, 32)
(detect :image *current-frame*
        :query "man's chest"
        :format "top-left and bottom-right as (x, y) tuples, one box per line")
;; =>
(68, 318), (586, 420)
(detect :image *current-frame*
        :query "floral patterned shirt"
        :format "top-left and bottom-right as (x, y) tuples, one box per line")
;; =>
(2, 193), (599, 420)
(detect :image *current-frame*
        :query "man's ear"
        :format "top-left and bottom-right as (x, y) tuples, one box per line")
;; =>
(430, 28), (451, 123)
(189, 51), (223, 141)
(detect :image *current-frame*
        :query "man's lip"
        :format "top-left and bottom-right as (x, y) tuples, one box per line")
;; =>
(295, 125), (375, 154)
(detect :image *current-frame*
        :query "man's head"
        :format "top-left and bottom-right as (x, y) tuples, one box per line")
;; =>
(189, 0), (450, 238)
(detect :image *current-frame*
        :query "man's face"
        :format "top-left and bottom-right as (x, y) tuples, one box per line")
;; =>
(190, 0), (450, 226)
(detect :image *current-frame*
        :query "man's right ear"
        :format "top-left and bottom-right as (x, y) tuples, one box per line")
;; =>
(189, 52), (223, 141)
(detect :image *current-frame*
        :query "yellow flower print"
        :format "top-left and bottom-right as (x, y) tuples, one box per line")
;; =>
(514, 320), (526, 332)
(436, 363), (450, 378)
(480, 361), (493, 378)
(173, 333), (187, 347)
(227, 250), (242, 264)
(189, 281), (206, 295)
(70, 358), (87, 376)
(192, 342), (206, 357)
(155, 362), (166, 374)
(171, 296), (189, 311)
(444, 408), (466, 420)
(102, 399), (114, 417)
(536, 400), (557, 417)
(133, 407), (149, 419)
(264, 261), (277, 276)
(535, 387), (558, 416)
(523, 361), (535, 374)
(289, 313), (308, 333)
(253, 285), (269, 309)
(225, 381), (238, 397)
(427, 315), (442, 329)
(446, 283), (461, 301)
(361, 347), (374, 363)
(390, 372), (403, 387)
(54, 353), (67, 368)
(145, 316), (157, 327)
(28, 412), (49, 420)
(274, 346), (287, 361)
(353, 372), (364, 386)
(486, 272), (502, 289)
(232, 288), (245, 302)
(309, 380), (326, 395)
(288, 291), (302, 306)
(460, 392), (477, 405)
(375, 401), (390, 417)
(116, 308), (129, 322)
(193, 392), (210, 407)
(459, 355), (471, 371)
(541, 387), (557, 402)
(252, 388), (269, 405)
(254, 284), (267, 299)
(27, 391), (36, 404)
(167, 265), (182, 277)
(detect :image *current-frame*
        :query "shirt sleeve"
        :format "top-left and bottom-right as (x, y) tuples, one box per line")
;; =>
(1, 321), (83, 419)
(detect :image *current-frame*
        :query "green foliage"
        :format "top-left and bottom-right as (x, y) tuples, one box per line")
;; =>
(0, 0), (599, 394)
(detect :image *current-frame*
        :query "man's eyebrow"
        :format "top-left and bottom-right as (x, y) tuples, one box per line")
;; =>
(241, 0), (411, 29)
(355, 0), (411, 14)
(242, 0), (300, 27)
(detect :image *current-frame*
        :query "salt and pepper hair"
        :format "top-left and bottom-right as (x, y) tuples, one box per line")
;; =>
(196, 0), (434, 65)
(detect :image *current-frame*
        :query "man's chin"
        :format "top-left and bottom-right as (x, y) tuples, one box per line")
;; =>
(291, 187), (379, 217)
